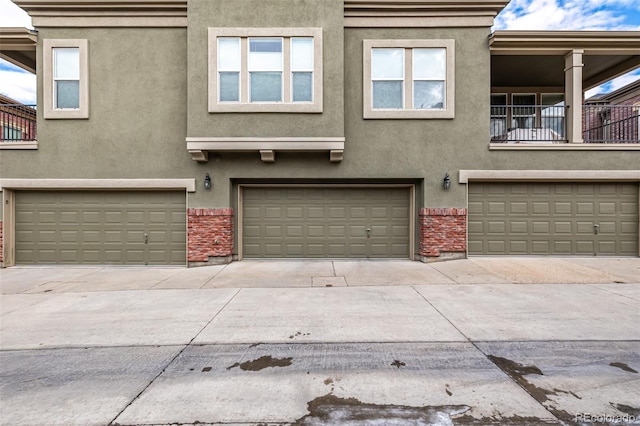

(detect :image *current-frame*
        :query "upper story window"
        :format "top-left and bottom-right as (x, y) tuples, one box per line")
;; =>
(209, 28), (322, 113)
(363, 39), (455, 119)
(43, 39), (89, 119)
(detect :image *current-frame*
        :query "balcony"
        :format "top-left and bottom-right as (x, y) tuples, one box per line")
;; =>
(491, 104), (567, 143)
(583, 104), (640, 144)
(0, 103), (37, 149)
(491, 103), (640, 148)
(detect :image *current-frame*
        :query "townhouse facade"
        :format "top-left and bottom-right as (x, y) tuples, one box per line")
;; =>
(0, 0), (639, 267)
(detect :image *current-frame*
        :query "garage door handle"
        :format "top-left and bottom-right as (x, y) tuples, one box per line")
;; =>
(593, 224), (599, 235)
(366, 228), (371, 238)
(144, 232), (149, 244)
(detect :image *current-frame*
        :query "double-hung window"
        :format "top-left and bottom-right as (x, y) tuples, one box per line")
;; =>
(209, 28), (322, 113)
(364, 39), (454, 119)
(43, 39), (89, 119)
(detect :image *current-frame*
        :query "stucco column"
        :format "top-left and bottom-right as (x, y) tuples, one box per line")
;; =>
(565, 49), (584, 143)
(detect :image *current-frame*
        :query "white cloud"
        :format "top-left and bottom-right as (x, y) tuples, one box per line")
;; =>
(0, 0), (32, 28)
(494, 0), (640, 30)
(0, 65), (36, 104)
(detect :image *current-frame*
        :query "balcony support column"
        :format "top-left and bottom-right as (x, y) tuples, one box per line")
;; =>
(565, 49), (584, 143)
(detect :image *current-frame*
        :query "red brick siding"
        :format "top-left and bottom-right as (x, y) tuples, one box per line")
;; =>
(187, 208), (234, 262)
(419, 208), (467, 257)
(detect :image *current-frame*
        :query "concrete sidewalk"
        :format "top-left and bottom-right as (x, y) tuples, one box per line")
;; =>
(1, 257), (639, 294)
(0, 258), (639, 425)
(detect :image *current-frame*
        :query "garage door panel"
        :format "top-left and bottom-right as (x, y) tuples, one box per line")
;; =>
(621, 202), (638, 215)
(510, 221), (527, 234)
(621, 221), (638, 234)
(554, 222), (572, 234)
(15, 191), (186, 265)
(308, 226), (324, 238)
(531, 241), (551, 254)
(487, 221), (506, 234)
(487, 240), (507, 254)
(243, 187), (410, 258)
(469, 183), (638, 256)
(265, 225), (283, 237)
(554, 202), (572, 215)
(531, 222), (550, 235)
(553, 241), (572, 253)
(328, 244), (346, 256)
(509, 202), (527, 215)
(488, 202), (506, 214)
(532, 202), (550, 215)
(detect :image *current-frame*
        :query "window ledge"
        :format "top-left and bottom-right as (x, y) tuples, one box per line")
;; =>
(186, 136), (345, 163)
(0, 141), (38, 150)
(490, 143), (640, 150)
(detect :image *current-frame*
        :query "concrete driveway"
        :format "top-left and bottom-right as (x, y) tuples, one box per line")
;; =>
(1, 258), (639, 425)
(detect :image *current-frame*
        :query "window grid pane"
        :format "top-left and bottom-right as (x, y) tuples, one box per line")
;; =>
(291, 38), (313, 71)
(55, 80), (80, 109)
(54, 48), (80, 79)
(219, 72), (240, 102)
(249, 38), (283, 71)
(413, 48), (446, 80)
(372, 48), (404, 80)
(373, 81), (403, 109)
(292, 72), (312, 102)
(250, 72), (282, 102)
(218, 38), (240, 70)
(413, 81), (444, 109)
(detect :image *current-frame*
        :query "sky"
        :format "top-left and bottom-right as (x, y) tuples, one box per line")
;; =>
(0, 0), (639, 103)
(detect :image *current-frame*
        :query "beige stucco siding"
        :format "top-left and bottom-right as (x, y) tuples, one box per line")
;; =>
(0, 28), (192, 184)
(345, 27), (492, 208)
(186, 0), (344, 139)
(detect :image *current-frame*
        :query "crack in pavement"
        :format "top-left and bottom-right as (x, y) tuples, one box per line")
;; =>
(107, 288), (242, 425)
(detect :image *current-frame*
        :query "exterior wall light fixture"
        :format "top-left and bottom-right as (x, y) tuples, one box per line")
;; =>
(204, 173), (212, 190)
(443, 173), (451, 190)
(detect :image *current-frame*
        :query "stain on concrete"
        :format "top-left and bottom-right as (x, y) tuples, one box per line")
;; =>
(609, 362), (638, 373)
(446, 385), (453, 397)
(226, 355), (293, 371)
(289, 331), (311, 339)
(323, 378), (333, 385)
(391, 359), (406, 368)
(488, 355), (575, 423)
(293, 393), (470, 425)
(611, 403), (640, 416)
(201, 367), (212, 372)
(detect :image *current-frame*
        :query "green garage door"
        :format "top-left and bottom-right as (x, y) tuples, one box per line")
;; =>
(15, 191), (186, 265)
(468, 183), (639, 256)
(242, 187), (411, 258)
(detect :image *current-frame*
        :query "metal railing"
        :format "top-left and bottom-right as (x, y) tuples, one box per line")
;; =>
(490, 104), (566, 143)
(0, 104), (37, 142)
(583, 105), (640, 143)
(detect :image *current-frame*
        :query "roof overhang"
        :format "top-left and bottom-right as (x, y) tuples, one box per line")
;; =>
(12, 0), (188, 27)
(344, 0), (510, 27)
(0, 27), (37, 73)
(490, 31), (640, 91)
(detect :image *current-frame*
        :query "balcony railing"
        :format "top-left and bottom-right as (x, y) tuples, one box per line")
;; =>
(0, 104), (37, 142)
(583, 105), (640, 143)
(490, 104), (566, 143)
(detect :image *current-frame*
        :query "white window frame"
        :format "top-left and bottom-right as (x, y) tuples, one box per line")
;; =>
(363, 39), (455, 119)
(43, 39), (89, 119)
(208, 28), (323, 113)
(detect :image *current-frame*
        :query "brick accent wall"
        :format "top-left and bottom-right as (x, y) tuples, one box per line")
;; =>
(419, 208), (467, 258)
(187, 208), (234, 264)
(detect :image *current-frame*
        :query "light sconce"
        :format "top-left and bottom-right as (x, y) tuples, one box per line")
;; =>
(204, 173), (212, 190)
(443, 173), (451, 190)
